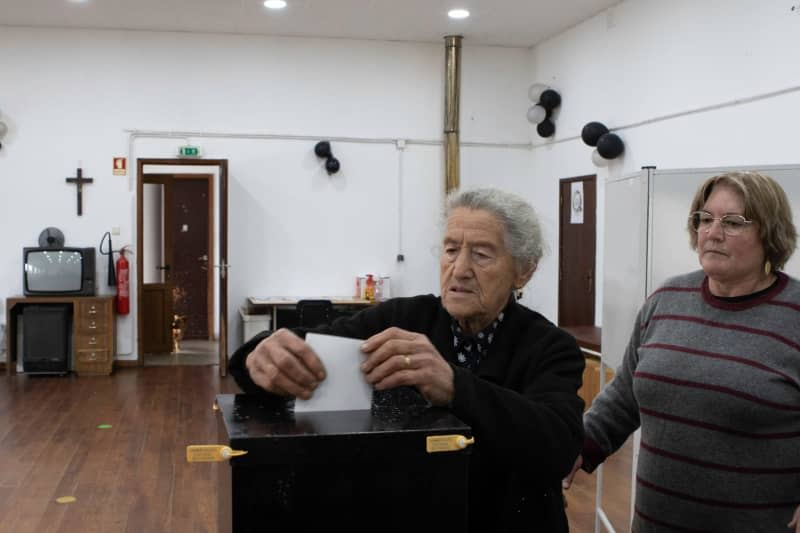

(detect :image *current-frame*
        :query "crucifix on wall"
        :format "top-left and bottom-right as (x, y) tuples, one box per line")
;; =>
(65, 166), (94, 216)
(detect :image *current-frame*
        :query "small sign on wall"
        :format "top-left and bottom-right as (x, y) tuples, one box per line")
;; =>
(113, 157), (127, 176)
(179, 146), (201, 157)
(570, 181), (584, 224)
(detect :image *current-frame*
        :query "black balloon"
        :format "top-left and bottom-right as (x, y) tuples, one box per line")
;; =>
(536, 119), (555, 138)
(596, 133), (624, 159)
(581, 122), (609, 147)
(314, 141), (331, 158)
(325, 157), (341, 175)
(538, 89), (561, 111)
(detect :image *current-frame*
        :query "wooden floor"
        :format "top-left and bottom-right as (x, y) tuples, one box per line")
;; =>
(0, 366), (632, 532)
(144, 339), (219, 367)
(564, 437), (633, 532)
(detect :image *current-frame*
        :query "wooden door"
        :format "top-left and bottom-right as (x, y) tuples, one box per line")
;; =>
(141, 284), (171, 353)
(141, 177), (173, 354)
(558, 175), (597, 327)
(137, 158), (229, 376)
(171, 176), (213, 340)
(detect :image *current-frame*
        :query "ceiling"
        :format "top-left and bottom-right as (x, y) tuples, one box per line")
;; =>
(0, 0), (620, 48)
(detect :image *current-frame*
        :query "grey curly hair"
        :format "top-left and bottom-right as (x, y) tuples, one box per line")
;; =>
(444, 188), (544, 275)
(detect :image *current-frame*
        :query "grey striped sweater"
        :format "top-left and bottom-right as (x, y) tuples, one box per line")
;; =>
(583, 270), (800, 532)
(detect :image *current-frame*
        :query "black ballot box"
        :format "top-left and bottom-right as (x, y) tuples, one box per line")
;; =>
(216, 393), (473, 533)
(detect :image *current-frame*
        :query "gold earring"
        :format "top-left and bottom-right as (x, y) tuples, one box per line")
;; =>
(764, 260), (772, 276)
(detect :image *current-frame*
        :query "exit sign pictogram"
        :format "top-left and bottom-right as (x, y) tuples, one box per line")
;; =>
(179, 146), (200, 157)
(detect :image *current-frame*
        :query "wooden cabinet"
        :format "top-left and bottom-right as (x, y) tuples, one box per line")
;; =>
(579, 357), (614, 411)
(74, 298), (115, 375)
(4, 296), (116, 376)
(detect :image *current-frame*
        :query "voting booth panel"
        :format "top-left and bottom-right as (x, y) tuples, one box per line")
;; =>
(215, 394), (472, 533)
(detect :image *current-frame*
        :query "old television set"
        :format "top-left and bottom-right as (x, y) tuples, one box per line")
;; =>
(23, 247), (96, 296)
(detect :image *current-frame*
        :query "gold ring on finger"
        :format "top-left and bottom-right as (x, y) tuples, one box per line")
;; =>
(403, 355), (411, 368)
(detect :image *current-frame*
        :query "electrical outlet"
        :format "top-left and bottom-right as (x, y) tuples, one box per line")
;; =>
(112, 227), (120, 235)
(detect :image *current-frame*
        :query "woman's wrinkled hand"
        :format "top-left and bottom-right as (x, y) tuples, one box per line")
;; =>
(245, 328), (326, 399)
(562, 454), (583, 490)
(788, 503), (800, 532)
(360, 327), (455, 407)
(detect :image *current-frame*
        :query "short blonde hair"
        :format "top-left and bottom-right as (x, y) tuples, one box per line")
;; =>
(687, 171), (797, 270)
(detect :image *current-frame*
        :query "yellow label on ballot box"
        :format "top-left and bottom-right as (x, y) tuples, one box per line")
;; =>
(186, 445), (248, 462)
(425, 434), (475, 453)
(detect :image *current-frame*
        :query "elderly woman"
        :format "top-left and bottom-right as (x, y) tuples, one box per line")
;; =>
(229, 187), (585, 531)
(563, 171), (800, 531)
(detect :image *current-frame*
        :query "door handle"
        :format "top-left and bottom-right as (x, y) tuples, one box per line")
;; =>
(214, 260), (231, 280)
(156, 265), (171, 271)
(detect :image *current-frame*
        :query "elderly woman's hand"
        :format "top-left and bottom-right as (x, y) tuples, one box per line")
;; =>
(789, 504), (800, 532)
(561, 454), (583, 490)
(360, 327), (455, 407)
(245, 328), (326, 399)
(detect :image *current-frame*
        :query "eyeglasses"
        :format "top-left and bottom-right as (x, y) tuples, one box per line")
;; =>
(689, 211), (753, 236)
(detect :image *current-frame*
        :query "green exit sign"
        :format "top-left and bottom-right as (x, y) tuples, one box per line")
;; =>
(179, 146), (200, 157)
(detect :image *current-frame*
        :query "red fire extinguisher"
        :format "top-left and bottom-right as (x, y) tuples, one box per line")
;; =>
(116, 246), (130, 315)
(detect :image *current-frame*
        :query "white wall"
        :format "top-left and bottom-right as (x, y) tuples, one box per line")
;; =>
(524, 0), (800, 323)
(0, 26), (532, 359)
(6, 1), (795, 360)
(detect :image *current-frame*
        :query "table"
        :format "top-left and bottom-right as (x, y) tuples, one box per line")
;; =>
(561, 325), (611, 410)
(5, 295), (116, 375)
(561, 325), (601, 356)
(246, 296), (372, 329)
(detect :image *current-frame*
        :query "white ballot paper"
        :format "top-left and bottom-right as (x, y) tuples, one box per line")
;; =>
(294, 333), (373, 413)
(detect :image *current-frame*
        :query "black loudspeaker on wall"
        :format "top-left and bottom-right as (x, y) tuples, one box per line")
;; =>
(22, 305), (71, 375)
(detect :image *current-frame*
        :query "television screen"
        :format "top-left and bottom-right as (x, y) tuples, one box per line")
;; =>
(25, 249), (84, 292)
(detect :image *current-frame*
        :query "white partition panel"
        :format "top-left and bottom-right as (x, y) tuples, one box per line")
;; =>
(601, 169), (651, 372)
(597, 168), (651, 532)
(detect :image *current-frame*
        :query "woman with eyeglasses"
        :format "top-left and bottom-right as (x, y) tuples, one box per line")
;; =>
(563, 171), (799, 532)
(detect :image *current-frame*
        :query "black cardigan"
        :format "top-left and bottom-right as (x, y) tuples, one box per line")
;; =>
(229, 294), (584, 532)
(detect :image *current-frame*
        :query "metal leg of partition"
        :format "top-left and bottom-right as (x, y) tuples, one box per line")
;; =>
(593, 357), (617, 533)
(594, 463), (617, 533)
(630, 429), (641, 530)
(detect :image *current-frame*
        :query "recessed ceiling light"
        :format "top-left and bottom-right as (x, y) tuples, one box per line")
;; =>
(264, 0), (287, 9)
(448, 9), (470, 19)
